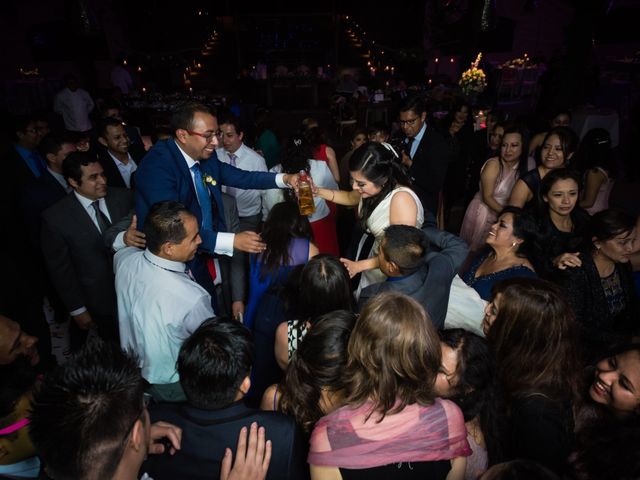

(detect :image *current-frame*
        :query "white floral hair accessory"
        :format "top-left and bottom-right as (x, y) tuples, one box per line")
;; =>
(294, 138), (302, 147)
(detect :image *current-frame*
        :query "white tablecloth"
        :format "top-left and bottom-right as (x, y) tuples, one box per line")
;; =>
(571, 107), (620, 148)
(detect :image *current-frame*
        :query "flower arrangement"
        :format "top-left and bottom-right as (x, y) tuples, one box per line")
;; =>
(459, 53), (487, 97)
(500, 53), (534, 69)
(203, 175), (216, 186)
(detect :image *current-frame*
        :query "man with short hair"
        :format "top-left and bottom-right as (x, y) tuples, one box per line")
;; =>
(216, 115), (268, 233)
(97, 117), (140, 189)
(41, 152), (134, 348)
(29, 338), (182, 480)
(0, 315), (39, 367)
(144, 317), (307, 480)
(115, 201), (214, 401)
(134, 103), (300, 304)
(398, 95), (451, 220)
(358, 225), (468, 328)
(5, 115), (47, 187)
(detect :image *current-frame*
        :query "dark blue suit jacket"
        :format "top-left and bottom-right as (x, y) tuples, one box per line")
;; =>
(135, 139), (278, 254)
(144, 400), (309, 480)
(135, 140), (279, 298)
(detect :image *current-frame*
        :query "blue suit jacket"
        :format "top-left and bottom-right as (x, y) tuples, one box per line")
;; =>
(135, 139), (279, 254)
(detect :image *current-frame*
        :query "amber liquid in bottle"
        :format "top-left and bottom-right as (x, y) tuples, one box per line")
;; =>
(297, 170), (316, 216)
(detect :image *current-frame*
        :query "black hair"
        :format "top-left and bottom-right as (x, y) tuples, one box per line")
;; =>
(286, 254), (354, 322)
(303, 125), (328, 151)
(178, 317), (254, 409)
(381, 225), (428, 275)
(398, 94), (426, 116)
(97, 117), (125, 139)
(367, 122), (389, 138)
(260, 201), (313, 280)
(348, 142), (412, 230)
(584, 208), (636, 252)
(501, 124), (531, 178)
(170, 102), (214, 133)
(29, 338), (145, 480)
(496, 206), (538, 260)
(144, 201), (192, 254)
(540, 126), (579, 168)
(10, 115), (37, 141)
(281, 134), (314, 175)
(539, 168), (582, 203)
(279, 310), (356, 432)
(38, 132), (77, 159)
(439, 329), (506, 466)
(218, 114), (243, 135)
(62, 151), (100, 184)
(0, 356), (37, 422)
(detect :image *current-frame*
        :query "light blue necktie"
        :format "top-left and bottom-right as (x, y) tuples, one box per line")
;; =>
(190, 163), (213, 231)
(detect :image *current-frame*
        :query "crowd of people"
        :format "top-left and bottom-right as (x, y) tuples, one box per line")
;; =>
(0, 72), (639, 480)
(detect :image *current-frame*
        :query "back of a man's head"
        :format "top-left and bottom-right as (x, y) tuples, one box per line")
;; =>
(178, 317), (254, 409)
(382, 225), (428, 276)
(144, 201), (192, 254)
(29, 338), (145, 480)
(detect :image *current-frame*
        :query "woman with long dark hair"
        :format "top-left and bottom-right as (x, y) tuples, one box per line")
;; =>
(484, 278), (581, 475)
(557, 209), (638, 358)
(315, 142), (424, 297)
(260, 310), (356, 434)
(436, 329), (506, 479)
(244, 201), (318, 405)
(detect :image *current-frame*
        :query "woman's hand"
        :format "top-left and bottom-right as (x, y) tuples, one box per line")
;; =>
(340, 258), (363, 278)
(553, 252), (582, 270)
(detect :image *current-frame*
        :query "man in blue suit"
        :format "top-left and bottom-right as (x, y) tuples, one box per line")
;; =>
(135, 102), (299, 305)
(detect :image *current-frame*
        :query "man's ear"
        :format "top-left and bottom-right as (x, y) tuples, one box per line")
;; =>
(97, 136), (108, 148)
(129, 418), (146, 452)
(175, 129), (188, 143)
(238, 131), (244, 142)
(239, 376), (251, 395)
(387, 261), (399, 275)
(67, 177), (79, 190)
(161, 241), (174, 258)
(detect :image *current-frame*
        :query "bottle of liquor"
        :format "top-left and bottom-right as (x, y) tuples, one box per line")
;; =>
(297, 170), (315, 216)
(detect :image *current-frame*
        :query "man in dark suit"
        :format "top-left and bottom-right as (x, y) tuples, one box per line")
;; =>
(41, 152), (133, 349)
(144, 317), (308, 480)
(96, 117), (141, 189)
(134, 102), (299, 304)
(99, 101), (147, 160)
(358, 225), (468, 328)
(5, 115), (46, 189)
(219, 192), (246, 320)
(398, 95), (451, 221)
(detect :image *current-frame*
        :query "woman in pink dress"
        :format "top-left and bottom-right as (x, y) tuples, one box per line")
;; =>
(460, 125), (529, 252)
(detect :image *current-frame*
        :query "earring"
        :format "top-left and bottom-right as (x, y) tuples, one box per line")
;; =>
(512, 242), (517, 248)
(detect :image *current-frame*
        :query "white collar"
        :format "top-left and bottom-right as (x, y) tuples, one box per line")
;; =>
(174, 140), (199, 169)
(143, 249), (186, 273)
(74, 191), (104, 209)
(108, 150), (134, 167)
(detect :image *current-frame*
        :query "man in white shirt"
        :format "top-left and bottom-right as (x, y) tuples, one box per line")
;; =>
(97, 117), (139, 189)
(216, 115), (268, 233)
(115, 201), (214, 402)
(53, 75), (94, 133)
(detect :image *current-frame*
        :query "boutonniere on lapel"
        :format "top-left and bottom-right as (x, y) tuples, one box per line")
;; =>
(203, 175), (217, 187)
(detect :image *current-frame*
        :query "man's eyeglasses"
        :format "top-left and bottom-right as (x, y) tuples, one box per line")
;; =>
(187, 130), (221, 142)
(398, 117), (420, 127)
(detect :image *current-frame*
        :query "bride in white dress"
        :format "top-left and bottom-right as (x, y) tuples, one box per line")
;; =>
(315, 142), (424, 298)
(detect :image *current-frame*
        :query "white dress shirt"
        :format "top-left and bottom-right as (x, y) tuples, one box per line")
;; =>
(215, 143), (268, 217)
(74, 191), (112, 230)
(115, 248), (214, 385)
(53, 87), (94, 132)
(108, 150), (137, 188)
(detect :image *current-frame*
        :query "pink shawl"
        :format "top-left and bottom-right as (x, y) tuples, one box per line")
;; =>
(308, 398), (471, 469)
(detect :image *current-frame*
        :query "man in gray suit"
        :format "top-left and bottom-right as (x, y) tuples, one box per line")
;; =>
(358, 225), (468, 328)
(41, 152), (134, 349)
